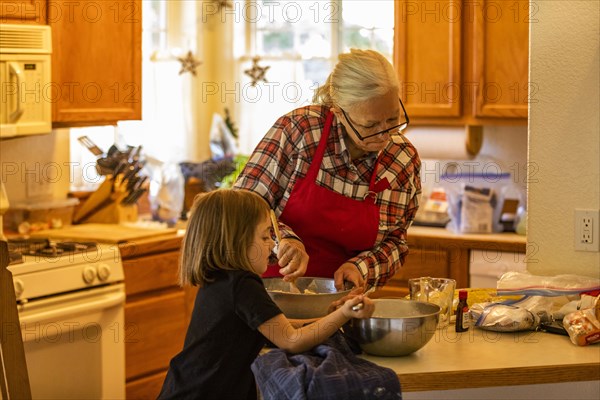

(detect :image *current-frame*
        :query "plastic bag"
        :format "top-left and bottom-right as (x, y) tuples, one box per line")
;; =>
(209, 112), (238, 160)
(497, 272), (600, 297)
(144, 156), (184, 224)
(470, 296), (553, 332)
(440, 172), (512, 233)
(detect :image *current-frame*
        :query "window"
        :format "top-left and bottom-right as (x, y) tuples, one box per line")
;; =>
(69, 1), (396, 191)
(234, 0), (395, 154)
(70, 0), (198, 191)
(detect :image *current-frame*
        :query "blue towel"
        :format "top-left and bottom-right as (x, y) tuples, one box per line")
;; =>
(251, 332), (401, 400)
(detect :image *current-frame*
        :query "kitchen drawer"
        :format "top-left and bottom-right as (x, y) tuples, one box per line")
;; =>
(125, 291), (187, 380)
(126, 370), (167, 400)
(394, 248), (450, 281)
(123, 251), (180, 296)
(373, 248), (450, 298)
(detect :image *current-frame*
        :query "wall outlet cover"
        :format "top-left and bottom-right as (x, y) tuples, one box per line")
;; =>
(574, 209), (600, 252)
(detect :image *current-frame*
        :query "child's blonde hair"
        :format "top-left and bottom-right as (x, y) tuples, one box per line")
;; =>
(179, 189), (271, 286)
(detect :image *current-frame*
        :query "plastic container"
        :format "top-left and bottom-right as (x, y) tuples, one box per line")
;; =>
(3, 198), (79, 232)
(440, 172), (512, 233)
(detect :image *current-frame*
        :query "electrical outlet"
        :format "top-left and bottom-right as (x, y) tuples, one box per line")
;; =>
(574, 209), (600, 252)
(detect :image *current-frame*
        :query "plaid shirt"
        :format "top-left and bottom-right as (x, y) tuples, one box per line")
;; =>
(234, 105), (421, 287)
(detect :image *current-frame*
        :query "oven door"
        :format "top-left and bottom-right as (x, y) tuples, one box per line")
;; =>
(17, 284), (125, 399)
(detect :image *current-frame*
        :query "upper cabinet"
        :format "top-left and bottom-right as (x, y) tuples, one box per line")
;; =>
(394, 0), (529, 125)
(49, 0), (141, 126)
(0, 0), (47, 24)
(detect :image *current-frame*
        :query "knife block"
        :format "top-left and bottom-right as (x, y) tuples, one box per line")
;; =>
(73, 176), (141, 224)
(82, 202), (138, 224)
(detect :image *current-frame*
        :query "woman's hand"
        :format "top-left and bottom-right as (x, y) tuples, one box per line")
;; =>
(334, 263), (365, 291)
(277, 238), (309, 281)
(340, 295), (375, 319)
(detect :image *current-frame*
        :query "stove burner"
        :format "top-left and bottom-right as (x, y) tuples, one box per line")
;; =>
(8, 238), (98, 258)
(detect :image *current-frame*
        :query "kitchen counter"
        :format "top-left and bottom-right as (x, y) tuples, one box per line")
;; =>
(361, 326), (600, 392)
(408, 226), (527, 253)
(117, 230), (184, 259)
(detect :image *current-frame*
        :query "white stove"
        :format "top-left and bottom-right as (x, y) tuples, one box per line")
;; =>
(6, 238), (126, 399)
(7, 240), (124, 302)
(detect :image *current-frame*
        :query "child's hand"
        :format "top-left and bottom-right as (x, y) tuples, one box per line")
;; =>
(341, 295), (374, 319)
(327, 287), (363, 313)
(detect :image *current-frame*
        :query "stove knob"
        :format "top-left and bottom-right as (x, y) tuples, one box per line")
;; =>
(97, 264), (111, 282)
(82, 266), (97, 284)
(14, 279), (24, 298)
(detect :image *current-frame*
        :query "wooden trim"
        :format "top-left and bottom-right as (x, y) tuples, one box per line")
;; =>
(0, 241), (31, 399)
(118, 235), (182, 259)
(465, 125), (483, 156)
(398, 364), (600, 392)
(393, 1), (407, 93)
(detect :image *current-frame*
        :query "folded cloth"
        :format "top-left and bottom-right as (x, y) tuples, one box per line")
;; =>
(251, 331), (401, 400)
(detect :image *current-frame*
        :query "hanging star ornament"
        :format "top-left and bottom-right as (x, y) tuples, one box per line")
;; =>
(244, 57), (270, 86)
(177, 51), (202, 76)
(213, 0), (233, 11)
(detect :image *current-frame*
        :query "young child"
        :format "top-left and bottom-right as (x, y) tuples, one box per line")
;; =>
(158, 189), (374, 400)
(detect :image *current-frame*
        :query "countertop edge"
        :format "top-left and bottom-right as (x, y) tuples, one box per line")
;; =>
(407, 226), (527, 253)
(396, 363), (600, 392)
(118, 233), (183, 259)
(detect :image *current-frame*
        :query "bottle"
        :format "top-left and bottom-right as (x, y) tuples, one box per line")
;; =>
(455, 290), (470, 332)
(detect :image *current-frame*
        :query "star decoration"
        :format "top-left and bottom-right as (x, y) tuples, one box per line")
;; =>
(213, 0), (233, 11)
(244, 57), (270, 86)
(177, 51), (202, 76)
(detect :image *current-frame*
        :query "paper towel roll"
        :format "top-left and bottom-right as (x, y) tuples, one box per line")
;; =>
(404, 126), (481, 160)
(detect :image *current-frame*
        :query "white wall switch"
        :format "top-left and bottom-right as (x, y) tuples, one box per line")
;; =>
(574, 209), (600, 252)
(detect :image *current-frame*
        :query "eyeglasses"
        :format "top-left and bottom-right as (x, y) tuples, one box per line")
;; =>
(340, 98), (410, 141)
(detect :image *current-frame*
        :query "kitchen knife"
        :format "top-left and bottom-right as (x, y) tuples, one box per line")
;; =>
(121, 188), (147, 205)
(78, 136), (104, 156)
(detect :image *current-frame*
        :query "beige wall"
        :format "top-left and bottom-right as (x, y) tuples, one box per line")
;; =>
(527, 1), (600, 277)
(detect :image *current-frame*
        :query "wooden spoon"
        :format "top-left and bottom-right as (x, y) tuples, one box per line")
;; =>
(270, 210), (301, 294)
(352, 286), (376, 311)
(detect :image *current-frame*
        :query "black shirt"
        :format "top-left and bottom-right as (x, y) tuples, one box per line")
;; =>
(158, 270), (282, 400)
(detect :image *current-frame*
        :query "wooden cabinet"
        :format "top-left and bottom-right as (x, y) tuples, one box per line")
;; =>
(470, 0), (529, 119)
(121, 238), (197, 400)
(395, 0), (462, 119)
(0, 0), (46, 24)
(371, 228), (527, 298)
(394, 0), (529, 125)
(372, 243), (467, 298)
(48, 0), (141, 126)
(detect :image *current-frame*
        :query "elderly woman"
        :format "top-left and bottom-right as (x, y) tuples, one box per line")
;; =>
(234, 49), (421, 291)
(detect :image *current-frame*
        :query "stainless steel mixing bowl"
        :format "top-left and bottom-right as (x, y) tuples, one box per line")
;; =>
(263, 277), (352, 319)
(348, 299), (441, 357)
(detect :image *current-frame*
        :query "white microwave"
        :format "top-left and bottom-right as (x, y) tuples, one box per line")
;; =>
(0, 23), (52, 138)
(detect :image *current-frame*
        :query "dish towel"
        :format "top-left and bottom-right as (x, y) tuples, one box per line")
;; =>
(251, 331), (401, 400)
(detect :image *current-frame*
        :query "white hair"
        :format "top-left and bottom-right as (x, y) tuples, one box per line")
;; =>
(313, 49), (399, 109)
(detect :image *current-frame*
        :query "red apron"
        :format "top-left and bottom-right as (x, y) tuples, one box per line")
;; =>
(264, 111), (389, 278)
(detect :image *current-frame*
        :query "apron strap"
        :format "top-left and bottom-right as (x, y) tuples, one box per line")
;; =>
(305, 111), (334, 181)
(308, 111), (391, 199)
